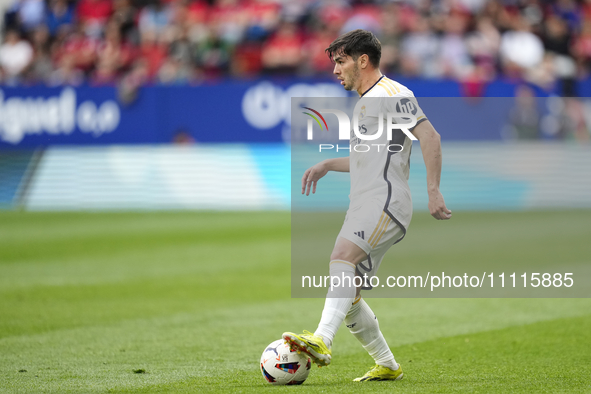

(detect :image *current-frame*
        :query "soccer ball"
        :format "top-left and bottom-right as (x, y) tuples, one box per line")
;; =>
(260, 339), (311, 385)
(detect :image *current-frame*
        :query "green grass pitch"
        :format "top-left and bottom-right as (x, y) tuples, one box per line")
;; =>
(0, 210), (590, 393)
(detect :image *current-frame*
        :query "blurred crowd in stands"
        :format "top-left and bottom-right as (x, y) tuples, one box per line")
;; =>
(0, 0), (590, 90)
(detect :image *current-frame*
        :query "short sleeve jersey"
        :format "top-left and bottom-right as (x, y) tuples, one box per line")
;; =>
(348, 76), (428, 230)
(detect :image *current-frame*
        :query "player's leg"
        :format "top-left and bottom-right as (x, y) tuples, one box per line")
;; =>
(313, 237), (368, 347)
(283, 237), (367, 366)
(348, 225), (406, 381)
(345, 296), (402, 381)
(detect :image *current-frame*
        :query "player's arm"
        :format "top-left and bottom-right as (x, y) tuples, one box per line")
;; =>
(411, 120), (452, 220)
(302, 157), (349, 196)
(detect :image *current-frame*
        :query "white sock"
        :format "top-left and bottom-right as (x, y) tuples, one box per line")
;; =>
(314, 260), (357, 349)
(344, 297), (399, 371)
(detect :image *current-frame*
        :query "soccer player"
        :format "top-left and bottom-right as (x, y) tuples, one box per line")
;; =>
(283, 29), (452, 382)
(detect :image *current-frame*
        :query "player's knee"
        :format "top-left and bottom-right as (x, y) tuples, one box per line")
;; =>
(330, 249), (364, 265)
(330, 237), (368, 265)
(330, 250), (344, 262)
(330, 248), (355, 264)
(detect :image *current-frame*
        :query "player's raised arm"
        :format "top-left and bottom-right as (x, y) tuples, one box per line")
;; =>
(302, 157), (349, 196)
(411, 120), (452, 220)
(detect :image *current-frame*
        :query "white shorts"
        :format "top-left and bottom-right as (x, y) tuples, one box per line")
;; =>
(337, 200), (407, 289)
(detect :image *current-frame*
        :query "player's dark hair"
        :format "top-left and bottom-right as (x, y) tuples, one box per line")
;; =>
(325, 29), (381, 68)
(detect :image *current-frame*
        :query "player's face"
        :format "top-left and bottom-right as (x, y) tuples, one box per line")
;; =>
(333, 54), (359, 91)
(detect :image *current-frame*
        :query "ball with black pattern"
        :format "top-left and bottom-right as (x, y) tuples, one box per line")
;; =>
(260, 339), (311, 385)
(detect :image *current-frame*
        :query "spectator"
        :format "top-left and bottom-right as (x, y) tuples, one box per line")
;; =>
(48, 55), (84, 85)
(195, 29), (231, 77)
(118, 58), (149, 103)
(500, 15), (544, 77)
(551, 0), (580, 32)
(53, 23), (99, 73)
(208, 0), (247, 45)
(400, 15), (440, 78)
(0, 29), (33, 83)
(169, 25), (192, 66)
(0, 0), (590, 91)
(26, 24), (53, 83)
(467, 17), (501, 80)
(138, 0), (172, 37)
(45, 0), (74, 37)
(378, 4), (403, 75)
(314, 1), (349, 33)
(261, 21), (302, 75)
(573, 19), (591, 76)
(456, 0), (488, 14)
(157, 56), (192, 84)
(172, 129), (195, 144)
(243, 0), (280, 42)
(91, 20), (135, 84)
(525, 1), (544, 27)
(185, 0), (208, 26)
(302, 24), (336, 74)
(583, 0), (591, 21)
(340, 4), (382, 35)
(544, 15), (572, 57)
(76, 0), (113, 37)
(159, 24), (193, 82)
(438, 13), (472, 80)
(0, 0), (16, 42)
(111, 0), (137, 43)
(543, 14), (576, 83)
(137, 29), (168, 79)
(230, 38), (262, 77)
(505, 84), (541, 140)
(13, 0), (45, 32)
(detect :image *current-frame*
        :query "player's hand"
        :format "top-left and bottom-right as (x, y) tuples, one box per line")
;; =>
(302, 161), (329, 196)
(428, 190), (452, 220)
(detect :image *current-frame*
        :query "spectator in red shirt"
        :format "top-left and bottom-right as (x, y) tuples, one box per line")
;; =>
(186, 0), (208, 25)
(92, 20), (136, 85)
(53, 24), (99, 73)
(209, 0), (247, 45)
(231, 40), (262, 77)
(243, 0), (280, 41)
(302, 25), (336, 74)
(573, 19), (591, 76)
(261, 21), (302, 74)
(76, 0), (113, 37)
(138, 29), (168, 80)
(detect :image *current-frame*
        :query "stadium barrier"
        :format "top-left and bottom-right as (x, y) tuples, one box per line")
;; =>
(2, 81), (590, 147)
(1, 81), (590, 211)
(0, 142), (587, 211)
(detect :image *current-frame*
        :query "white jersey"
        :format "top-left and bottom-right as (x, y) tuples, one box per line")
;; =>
(348, 76), (427, 232)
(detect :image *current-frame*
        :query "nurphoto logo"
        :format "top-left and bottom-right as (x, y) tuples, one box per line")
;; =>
(302, 99), (418, 153)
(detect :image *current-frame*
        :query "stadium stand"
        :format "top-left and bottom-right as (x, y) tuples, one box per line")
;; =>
(0, 0), (588, 93)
